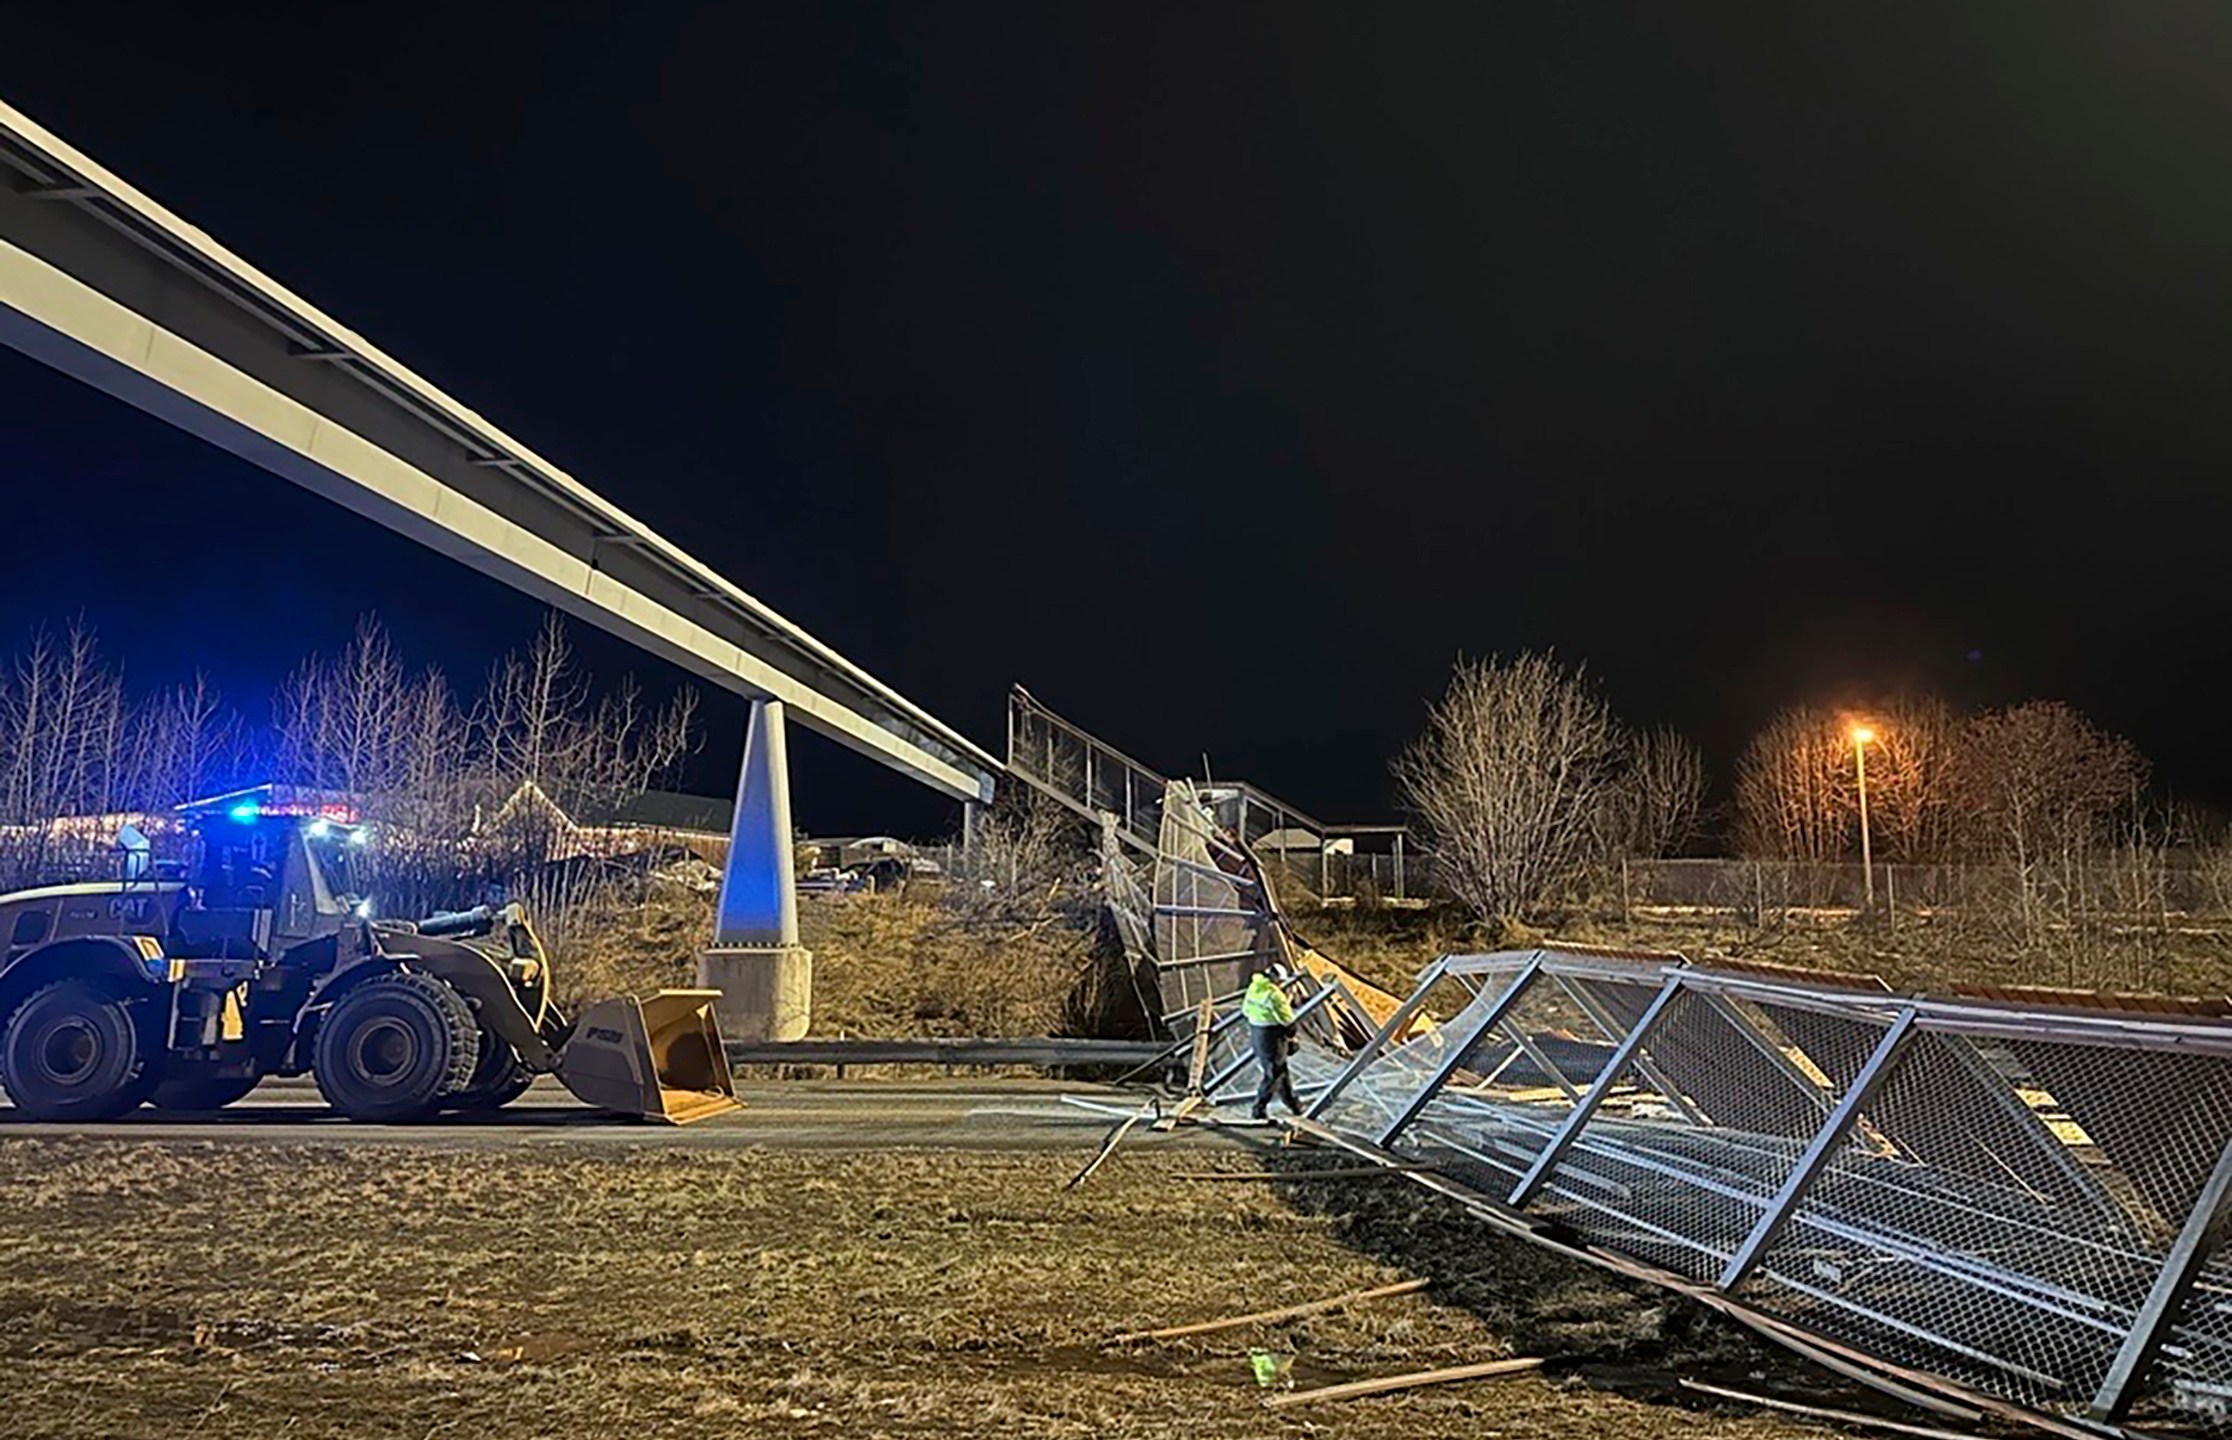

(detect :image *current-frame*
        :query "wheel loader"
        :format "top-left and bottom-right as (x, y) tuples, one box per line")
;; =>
(0, 798), (737, 1124)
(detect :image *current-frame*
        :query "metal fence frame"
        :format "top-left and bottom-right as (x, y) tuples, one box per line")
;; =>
(1292, 946), (2232, 1434)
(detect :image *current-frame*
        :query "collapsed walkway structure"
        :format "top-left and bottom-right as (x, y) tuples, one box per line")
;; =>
(1015, 689), (2232, 1437)
(1006, 688), (1400, 1031)
(1299, 951), (2232, 1435)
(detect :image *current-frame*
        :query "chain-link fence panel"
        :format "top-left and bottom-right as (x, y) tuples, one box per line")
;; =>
(1287, 951), (2232, 1432)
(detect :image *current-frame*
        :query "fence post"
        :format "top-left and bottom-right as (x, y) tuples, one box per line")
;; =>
(1885, 863), (1896, 931)
(1620, 856), (1632, 926)
(1304, 957), (1450, 1120)
(1509, 974), (1686, 1208)
(2090, 1130), (2232, 1423)
(1376, 955), (1544, 1148)
(1718, 1007), (1918, 1291)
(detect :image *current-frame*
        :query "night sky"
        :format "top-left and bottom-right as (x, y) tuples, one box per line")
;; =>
(4, 5), (2232, 836)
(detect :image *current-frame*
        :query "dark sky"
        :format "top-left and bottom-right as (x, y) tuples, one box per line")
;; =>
(4, 4), (2232, 835)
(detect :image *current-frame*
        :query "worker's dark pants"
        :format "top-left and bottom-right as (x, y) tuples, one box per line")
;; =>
(1250, 1022), (1301, 1116)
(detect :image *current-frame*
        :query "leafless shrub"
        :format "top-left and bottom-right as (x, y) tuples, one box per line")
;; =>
(945, 785), (1095, 925)
(1954, 700), (2148, 958)
(1394, 654), (1629, 921)
(1608, 727), (1707, 860)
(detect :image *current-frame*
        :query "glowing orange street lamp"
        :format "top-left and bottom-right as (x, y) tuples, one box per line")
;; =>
(1850, 724), (1877, 913)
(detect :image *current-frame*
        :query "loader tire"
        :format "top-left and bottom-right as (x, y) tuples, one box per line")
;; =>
(443, 1032), (533, 1112)
(148, 1076), (260, 1111)
(0, 979), (160, 1121)
(313, 972), (479, 1122)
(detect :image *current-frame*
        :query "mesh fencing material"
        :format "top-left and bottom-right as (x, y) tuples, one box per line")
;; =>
(1519, 989), (1878, 1284)
(1299, 952), (2232, 1430)
(1151, 780), (1275, 1012)
(1738, 1025), (2232, 1415)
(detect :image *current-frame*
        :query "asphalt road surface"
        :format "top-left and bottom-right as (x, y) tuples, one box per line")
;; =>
(0, 1075), (1258, 1152)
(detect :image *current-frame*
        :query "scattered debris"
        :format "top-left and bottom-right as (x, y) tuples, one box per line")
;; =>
(1151, 1095), (1206, 1132)
(1700, 1296), (1984, 1423)
(1185, 996), (1216, 1094)
(1064, 1104), (1155, 1190)
(1106, 1278), (1431, 1344)
(1680, 1378), (1990, 1440)
(1057, 1094), (1150, 1120)
(1248, 1348), (1291, 1388)
(1264, 1355), (1544, 1410)
(1172, 1165), (1428, 1182)
(486, 1332), (597, 1365)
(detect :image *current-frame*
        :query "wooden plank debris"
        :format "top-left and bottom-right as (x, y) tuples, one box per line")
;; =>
(1151, 1094), (1206, 1132)
(1107, 1278), (1431, 1345)
(1694, 1296), (1983, 1423)
(1679, 1379), (1989, 1440)
(1264, 1355), (1543, 1410)
(1064, 1105), (1154, 1190)
(1171, 1166), (1427, 1182)
(1186, 996), (1216, 1095)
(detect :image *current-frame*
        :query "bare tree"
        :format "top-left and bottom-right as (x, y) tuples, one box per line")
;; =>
(271, 615), (421, 797)
(0, 623), (256, 886)
(1955, 700), (2147, 945)
(124, 671), (248, 811)
(1734, 704), (1852, 863)
(479, 611), (589, 790)
(1609, 726), (1707, 859)
(1394, 654), (1625, 921)
(950, 785), (1095, 922)
(475, 614), (698, 829)
(1859, 695), (1964, 863)
(262, 610), (699, 924)
(0, 619), (129, 824)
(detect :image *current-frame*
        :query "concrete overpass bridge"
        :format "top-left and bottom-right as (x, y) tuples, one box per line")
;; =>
(0, 95), (998, 1036)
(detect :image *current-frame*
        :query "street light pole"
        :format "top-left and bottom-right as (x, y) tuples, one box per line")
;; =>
(1851, 725), (1875, 914)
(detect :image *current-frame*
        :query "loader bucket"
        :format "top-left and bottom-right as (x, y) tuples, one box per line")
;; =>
(555, 989), (739, 1124)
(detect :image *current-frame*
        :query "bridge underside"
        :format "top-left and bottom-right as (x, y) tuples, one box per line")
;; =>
(0, 98), (996, 808)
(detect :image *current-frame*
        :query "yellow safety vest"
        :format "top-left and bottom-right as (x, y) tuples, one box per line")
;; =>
(1242, 974), (1295, 1026)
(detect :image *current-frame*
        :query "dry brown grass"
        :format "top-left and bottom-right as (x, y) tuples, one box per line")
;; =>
(1291, 899), (2232, 1001)
(0, 1135), (1837, 1440)
(553, 880), (1102, 1038)
(795, 891), (1095, 1038)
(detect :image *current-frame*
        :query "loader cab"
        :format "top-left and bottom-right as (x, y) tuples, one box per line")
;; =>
(181, 805), (366, 954)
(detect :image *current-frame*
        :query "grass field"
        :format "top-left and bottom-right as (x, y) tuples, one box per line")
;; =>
(0, 1133), (1850, 1440)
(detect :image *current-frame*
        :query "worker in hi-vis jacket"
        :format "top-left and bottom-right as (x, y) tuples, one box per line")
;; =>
(1241, 962), (1301, 1120)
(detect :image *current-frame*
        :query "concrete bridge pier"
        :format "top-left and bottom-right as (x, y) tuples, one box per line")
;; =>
(699, 699), (813, 1041)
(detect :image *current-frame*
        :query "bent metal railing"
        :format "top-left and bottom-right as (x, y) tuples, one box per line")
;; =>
(1282, 947), (2232, 1435)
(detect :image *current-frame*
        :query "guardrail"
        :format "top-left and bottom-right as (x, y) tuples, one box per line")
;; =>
(722, 1037), (1170, 1076)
